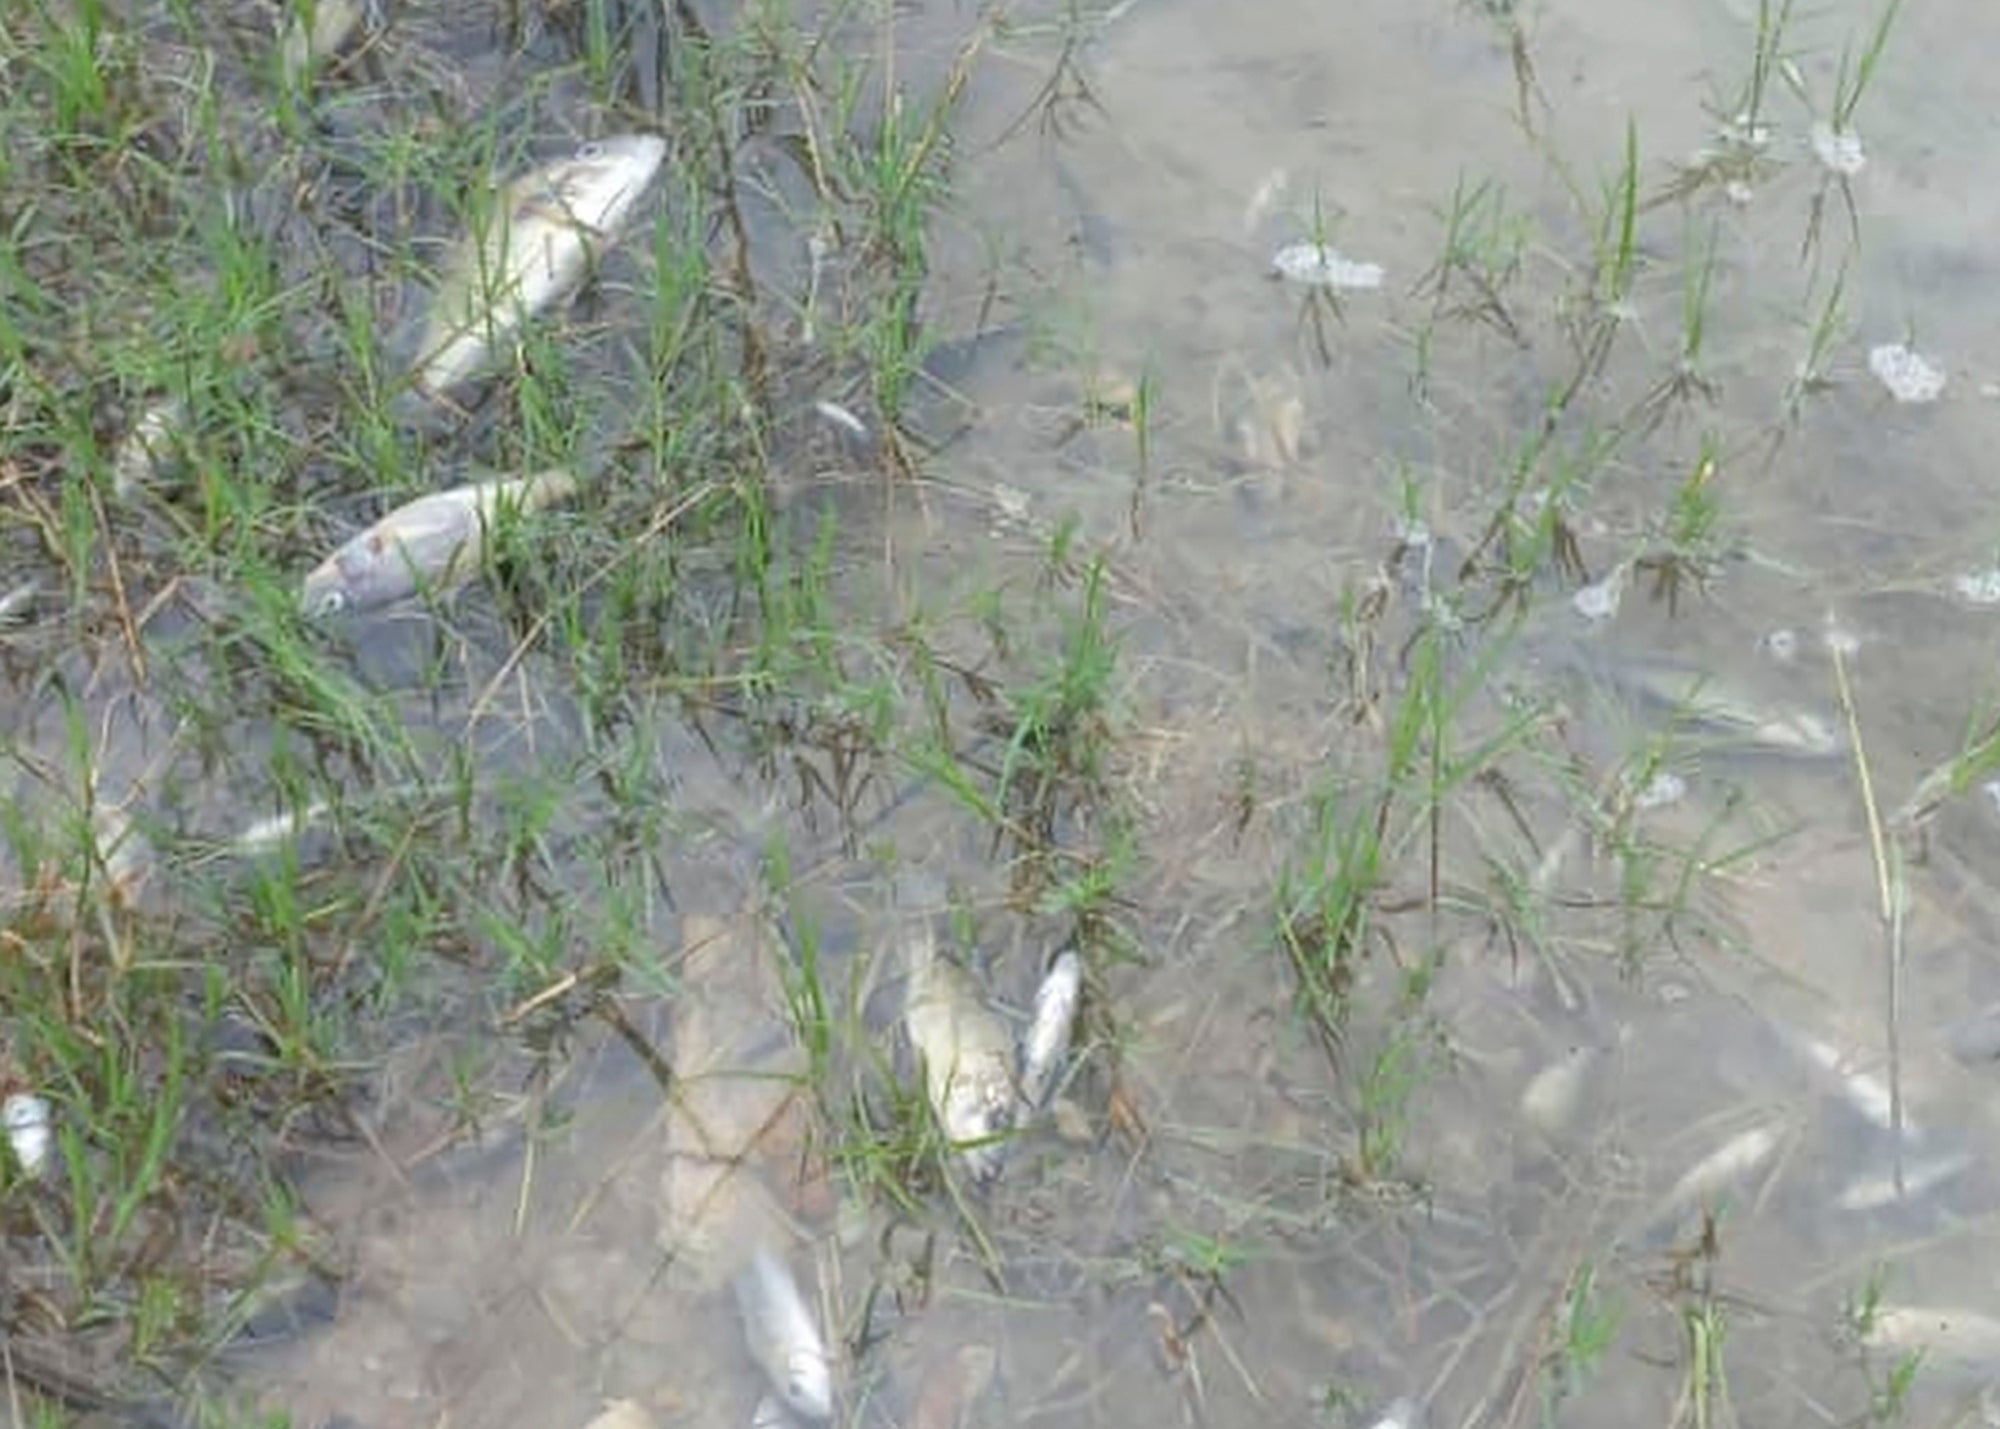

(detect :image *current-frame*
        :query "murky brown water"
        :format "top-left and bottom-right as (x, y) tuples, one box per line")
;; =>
(11, 0), (2000, 1425)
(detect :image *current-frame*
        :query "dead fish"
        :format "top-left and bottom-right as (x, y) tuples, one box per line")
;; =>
(1016, 949), (1082, 1116)
(1791, 1034), (1918, 1138)
(1520, 1044), (1600, 1136)
(226, 800), (331, 858)
(1864, 1305), (2000, 1369)
(0, 578), (39, 626)
(903, 925), (1017, 1181)
(1651, 1119), (1784, 1230)
(111, 398), (185, 499)
(1604, 658), (1842, 758)
(412, 134), (667, 398)
(3, 1093), (53, 1180)
(656, 914), (807, 1292)
(277, 0), (366, 86)
(1836, 1149), (1974, 1213)
(734, 1247), (834, 1423)
(299, 467), (577, 616)
(1557, 645), (1842, 759)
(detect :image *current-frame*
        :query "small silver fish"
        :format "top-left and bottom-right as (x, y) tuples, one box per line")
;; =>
(1017, 949), (1082, 1116)
(412, 134), (667, 398)
(903, 925), (1017, 1181)
(300, 468), (577, 616)
(733, 1248), (833, 1423)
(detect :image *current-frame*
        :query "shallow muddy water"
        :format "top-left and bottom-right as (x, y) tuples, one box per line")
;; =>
(10, 0), (2000, 1426)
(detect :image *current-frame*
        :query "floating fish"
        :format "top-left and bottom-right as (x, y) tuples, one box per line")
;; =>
(300, 467), (577, 616)
(1017, 949), (1082, 1116)
(3, 1092), (52, 1179)
(903, 925), (1017, 1181)
(412, 134), (667, 398)
(734, 1247), (834, 1423)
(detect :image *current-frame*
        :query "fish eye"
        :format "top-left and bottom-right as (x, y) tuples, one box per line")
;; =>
(312, 589), (348, 617)
(577, 140), (606, 161)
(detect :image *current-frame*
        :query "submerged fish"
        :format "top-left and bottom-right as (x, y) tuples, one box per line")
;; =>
(734, 1247), (834, 1423)
(1017, 949), (1082, 1116)
(1864, 1305), (2000, 1369)
(1836, 1149), (1974, 1213)
(656, 914), (809, 1291)
(1556, 645), (1842, 759)
(299, 467), (577, 616)
(1519, 1044), (1600, 1136)
(1790, 1033), (1918, 1138)
(903, 925), (1017, 1181)
(1648, 1119), (1784, 1233)
(411, 133), (667, 398)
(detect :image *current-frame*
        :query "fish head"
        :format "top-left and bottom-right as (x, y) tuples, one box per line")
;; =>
(299, 532), (415, 617)
(537, 133), (667, 237)
(299, 556), (358, 618)
(777, 1343), (834, 1421)
(942, 1075), (1014, 1183)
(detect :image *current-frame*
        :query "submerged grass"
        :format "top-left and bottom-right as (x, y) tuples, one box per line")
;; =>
(0, 0), (1951, 1423)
